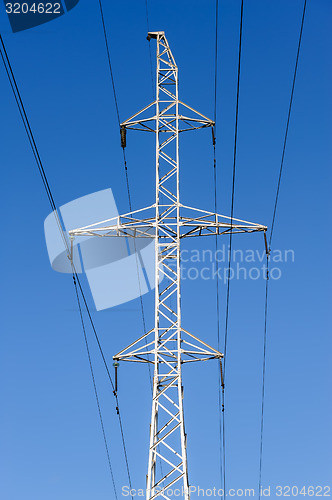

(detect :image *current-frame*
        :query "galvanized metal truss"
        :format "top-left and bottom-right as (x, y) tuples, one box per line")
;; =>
(69, 32), (267, 499)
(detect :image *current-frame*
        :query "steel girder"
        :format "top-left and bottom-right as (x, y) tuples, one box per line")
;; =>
(69, 32), (267, 499)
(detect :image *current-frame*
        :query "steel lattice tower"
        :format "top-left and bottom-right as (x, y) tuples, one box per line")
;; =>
(70, 32), (266, 499)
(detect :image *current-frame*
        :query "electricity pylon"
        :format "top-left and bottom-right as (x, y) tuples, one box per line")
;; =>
(69, 32), (266, 499)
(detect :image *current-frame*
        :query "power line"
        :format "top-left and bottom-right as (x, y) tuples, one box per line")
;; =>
(223, 0), (244, 494)
(212, 0), (225, 492)
(0, 32), (133, 492)
(258, 256), (269, 500)
(97, 0), (153, 390)
(73, 276), (118, 498)
(258, 2), (307, 497)
(269, 0), (307, 248)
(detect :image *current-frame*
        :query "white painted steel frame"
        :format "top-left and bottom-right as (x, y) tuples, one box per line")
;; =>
(69, 32), (267, 500)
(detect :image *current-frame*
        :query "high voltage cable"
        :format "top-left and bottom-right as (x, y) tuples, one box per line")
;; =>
(223, 0), (244, 494)
(73, 276), (118, 499)
(268, 0), (307, 248)
(97, 0), (152, 387)
(212, 0), (225, 493)
(258, 2), (307, 498)
(0, 32), (133, 492)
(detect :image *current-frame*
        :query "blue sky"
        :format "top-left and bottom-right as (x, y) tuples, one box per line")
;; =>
(0, 1), (331, 499)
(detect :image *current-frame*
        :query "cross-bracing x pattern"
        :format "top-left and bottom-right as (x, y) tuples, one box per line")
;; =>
(69, 32), (267, 500)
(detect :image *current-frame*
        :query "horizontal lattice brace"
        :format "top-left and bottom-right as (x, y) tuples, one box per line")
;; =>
(157, 355), (178, 365)
(158, 77), (176, 90)
(158, 121), (177, 134)
(157, 365), (178, 380)
(159, 70), (176, 84)
(159, 206), (177, 218)
(158, 239), (177, 246)
(154, 377), (179, 400)
(153, 462), (183, 489)
(158, 190), (177, 206)
(152, 422), (181, 451)
(158, 324), (178, 333)
(157, 343), (178, 350)
(157, 351), (178, 367)
(157, 354), (179, 371)
(153, 450), (183, 480)
(159, 119), (177, 134)
(158, 100), (175, 105)
(158, 61), (176, 73)
(157, 224), (177, 239)
(157, 375), (178, 384)
(158, 114), (177, 123)
(158, 239), (177, 251)
(156, 359), (178, 368)
(158, 327), (178, 338)
(158, 366), (178, 380)
(158, 111), (176, 120)
(157, 344), (179, 358)
(158, 337), (178, 348)
(159, 100), (175, 113)
(158, 380), (178, 391)
(159, 245), (177, 257)
(158, 337), (177, 349)
(158, 119), (177, 129)
(151, 473), (185, 500)
(159, 79), (176, 88)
